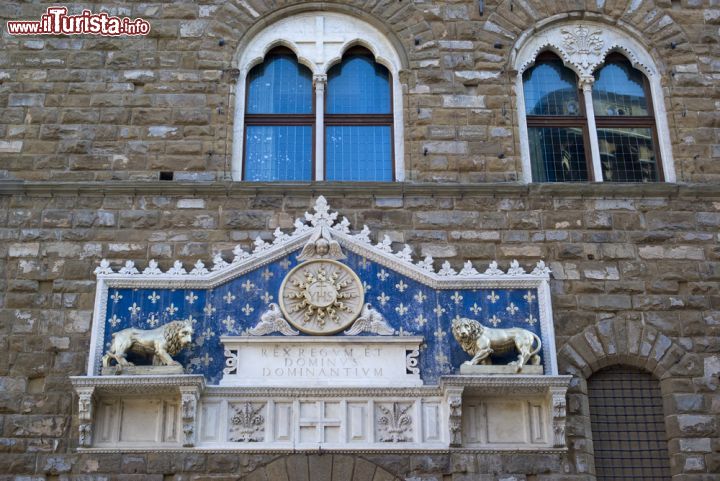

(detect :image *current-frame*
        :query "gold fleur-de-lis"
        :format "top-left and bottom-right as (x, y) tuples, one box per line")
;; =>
(222, 315), (235, 331)
(525, 314), (538, 326)
(147, 292), (160, 303)
(279, 258), (291, 270)
(433, 304), (446, 318)
(487, 291), (499, 303)
(488, 314), (502, 327)
(203, 303), (216, 316)
(413, 291), (427, 303)
(377, 269), (389, 281)
(185, 291), (198, 304)
(363, 281), (372, 291)
(395, 280), (408, 292)
(108, 314), (121, 327)
(376, 292), (390, 306)
(128, 303), (141, 316)
(241, 304), (254, 316)
(223, 291), (236, 304)
(470, 303), (482, 315)
(433, 327), (447, 340)
(451, 291), (463, 305)
(395, 303), (408, 315)
(261, 292), (273, 304)
(241, 280), (255, 292)
(359, 257), (370, 270)
(110, 291), (123, 303)
(524, 291), (537, 303)
(261, 269), (273, 281)
(414, 314), (428, 327)
(506, 302), (519, 315)
(147, 314), (159, 327)
(166, 303), (178, 316)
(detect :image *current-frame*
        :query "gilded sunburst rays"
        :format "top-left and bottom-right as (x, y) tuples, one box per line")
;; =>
(279, 260), (364, 335)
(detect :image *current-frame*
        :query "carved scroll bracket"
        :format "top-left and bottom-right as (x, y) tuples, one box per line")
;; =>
(180, 384), (201, 447)
(76, 386), (96, 448)
(549, 387), (567, 448)
(445, 387), (464, 447)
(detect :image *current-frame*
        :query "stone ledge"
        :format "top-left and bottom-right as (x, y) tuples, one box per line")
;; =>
(1, 180), (718, 198)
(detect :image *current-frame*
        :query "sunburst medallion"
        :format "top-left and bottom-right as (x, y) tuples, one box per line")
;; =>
(279, 260), (364, 335)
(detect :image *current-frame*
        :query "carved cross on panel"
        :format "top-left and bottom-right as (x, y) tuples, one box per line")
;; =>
(295, 16), (345, 65)
(298, 401), (341, 443)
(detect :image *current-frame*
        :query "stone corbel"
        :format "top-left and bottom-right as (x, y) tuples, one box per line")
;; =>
(180, 385), (201, 447)
(445, 387), (464, 447)
(549, 387), (567, 448)
(76, 386), (96, 448)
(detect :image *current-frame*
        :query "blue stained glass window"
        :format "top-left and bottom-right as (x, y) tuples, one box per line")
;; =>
(326, 126), (392, 181)
(327, 55), (391, 114)
(244, 126), (312, 181)
(246, 54), (313, 114)
(593, 58), (650, 116)
(523, 58), (581, 116)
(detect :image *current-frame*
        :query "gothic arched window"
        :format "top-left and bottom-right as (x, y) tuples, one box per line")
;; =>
(243, 49), (314, 181)
(587, 365), (671, 480)
(513, 22), (675, 183)
(326, 49), (393, 181)
(233, 12), (405, 182)
(522, 53), (590, 182)
(593, 54), (661, 182)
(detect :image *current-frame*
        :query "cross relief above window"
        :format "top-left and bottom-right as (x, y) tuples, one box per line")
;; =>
(232, 12), (405, 182)
(513, 22), (676, 183)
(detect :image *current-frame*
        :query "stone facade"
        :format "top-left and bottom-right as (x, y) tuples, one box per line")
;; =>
(0, 1), (719, 481)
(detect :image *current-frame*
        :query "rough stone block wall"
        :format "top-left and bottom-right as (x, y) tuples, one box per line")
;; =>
(0, 186), (719, 479)
(0, 0), (719, 480)
(0, 0), (718, 182)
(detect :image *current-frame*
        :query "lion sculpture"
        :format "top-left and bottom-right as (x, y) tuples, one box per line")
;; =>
(102, 320), (193, 368)
(451, 318), (541, 372)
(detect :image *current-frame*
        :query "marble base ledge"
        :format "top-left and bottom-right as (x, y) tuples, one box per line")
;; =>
(459, 364), (544, 375)
(69, 374), (570, 452)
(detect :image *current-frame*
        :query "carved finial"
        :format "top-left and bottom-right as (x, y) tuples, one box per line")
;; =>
(439, 261), (457, 276)
(211, 253), (229, 271)
(167, 260), (187, 276)
(190, 260), (209, 275)
(94, 259), (114, 275)
(305, 196), (338, 227)
(459, 261), (479, 276)
(119, 260), (139, 275)
(143, 259), (162, 275)
(232, 245), (249, 263)
(507, 260), (526, 276)
(484, 261), (503, 276)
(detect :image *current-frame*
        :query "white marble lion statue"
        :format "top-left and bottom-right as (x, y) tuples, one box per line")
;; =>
(102, 320), (193, 368)
(451, 317), (541, 372)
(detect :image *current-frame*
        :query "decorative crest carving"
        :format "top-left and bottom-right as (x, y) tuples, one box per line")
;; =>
(376, 402), (413, 442)
(244, 303), (299, 336)
(280, 260), (364, 335)
(229, 402), (265, 442)
(344, 303), (395, 336)
(561, 25), (604, 69)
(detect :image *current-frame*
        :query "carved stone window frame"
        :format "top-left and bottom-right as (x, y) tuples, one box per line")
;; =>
(231, 12), (406, 182)
(511, 21), (676, 183)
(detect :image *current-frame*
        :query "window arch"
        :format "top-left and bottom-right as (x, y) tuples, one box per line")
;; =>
(523, 53), (590, 182)
(244, 49), (314, 181)
(593, 54), (661, 182)
(232, 12), (405, 182)
(326, 48), (393, 181)
(513, 22), (676, 183)
(587, 365), (671, 480)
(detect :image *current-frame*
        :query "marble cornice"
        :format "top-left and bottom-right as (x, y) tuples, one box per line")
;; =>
(1, 180), (718, 198)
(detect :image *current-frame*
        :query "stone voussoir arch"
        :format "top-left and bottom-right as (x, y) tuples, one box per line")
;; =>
(240, 454), (401, 481)
(557, 318), (688, 382)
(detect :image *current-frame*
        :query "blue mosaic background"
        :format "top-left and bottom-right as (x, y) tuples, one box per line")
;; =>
(103, 251), (544, 385)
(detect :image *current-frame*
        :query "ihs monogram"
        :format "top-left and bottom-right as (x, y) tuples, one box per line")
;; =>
(279, 260), (364, 335)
